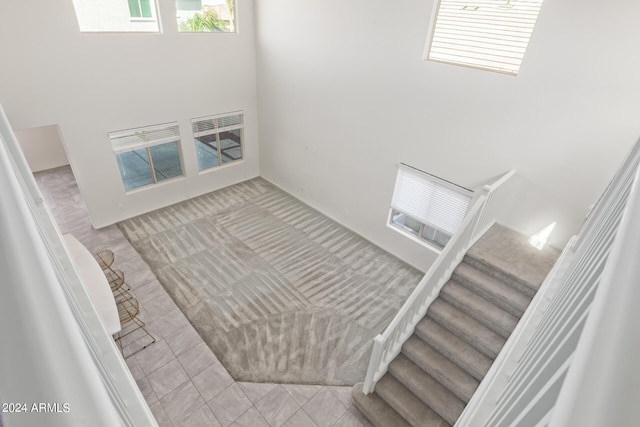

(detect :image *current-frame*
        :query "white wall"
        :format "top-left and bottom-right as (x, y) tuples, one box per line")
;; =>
(254, 0), (640, 270)
(15, 125), (69, 173)
(0, 0), (259, 228)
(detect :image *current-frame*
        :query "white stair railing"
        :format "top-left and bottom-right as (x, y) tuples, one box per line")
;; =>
(362, 170), (517, 394)
(455, 138), (640, 427)
(0, 104), (157, 427)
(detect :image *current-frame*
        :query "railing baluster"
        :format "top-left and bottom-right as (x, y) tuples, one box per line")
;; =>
(454, 139), (640, 427)
(361, 170), (518, 394)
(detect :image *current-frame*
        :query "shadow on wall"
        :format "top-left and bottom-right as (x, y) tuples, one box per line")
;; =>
(15, 124), (69, 173)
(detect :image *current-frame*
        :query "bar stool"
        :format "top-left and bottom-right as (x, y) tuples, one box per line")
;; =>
(103, 268), (131, 298)
(94, 250), (115, 270)
(114, 296), (156, 358)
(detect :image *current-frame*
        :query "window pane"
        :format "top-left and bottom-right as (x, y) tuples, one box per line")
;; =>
(195, 135), (220, 170)
(176, 0), (236, 32)
(427, 0), (544, 75)
(149, 142), (182, 182)
(140, 0), (153, 18)
(128, 0), (141, 17)
(434, 230), (451, 248)
(421, 224), (437, 242)
(116, 149), (153, 190)
(391, 211), (421, 236)
(420, 223), (451, 249)
(219, 129), (242, 164)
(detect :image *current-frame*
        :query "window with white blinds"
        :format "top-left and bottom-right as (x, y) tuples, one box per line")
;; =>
(390, 164), (473, 249)
(192, 111), (243, 171)
(109, 122), (183, 191)
(425, 0), (544, 75)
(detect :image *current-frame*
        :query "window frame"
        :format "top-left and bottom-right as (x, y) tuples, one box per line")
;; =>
(71, 0), (160, 32)
(109, 122), (185, 192)
(128, 0), (154, 19)
(191, 111), (244, 172)
(424, 0), (545, 76)
(175, 0), (238, 33)
(388, 163), (473, 251)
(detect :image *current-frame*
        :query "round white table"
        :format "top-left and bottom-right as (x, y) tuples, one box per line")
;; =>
(63, 234), (121, 335)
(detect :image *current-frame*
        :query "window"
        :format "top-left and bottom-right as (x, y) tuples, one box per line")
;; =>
(176, 0), (236, 32)
(192, 112), (243, 171)
(109, 123), (183, 191)
(425, 0), (544, 75)
(128, 0), (153, 18)
(389, 164), (473, 249)
(71, 0), (159, 32)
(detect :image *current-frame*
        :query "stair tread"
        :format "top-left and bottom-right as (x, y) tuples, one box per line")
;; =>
(453, 262), (531, 317)
(352, 382), (412, 427)
(402, 335), (479, 403)
(465, 224), (559, 291)
(377, 374), (450, 427)
(440, 280), (518, 338)
(463, 254), (536, 298)
(390, 353), (465, 425)
(415, 317), (492, 381)
(428, 299), (506, 358)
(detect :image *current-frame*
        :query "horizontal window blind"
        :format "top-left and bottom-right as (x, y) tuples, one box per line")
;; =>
(427, 0), (544, 75)
(192, 112), (244, 138)
(391, 164), (473, 235)
(109, 122), (180, 153)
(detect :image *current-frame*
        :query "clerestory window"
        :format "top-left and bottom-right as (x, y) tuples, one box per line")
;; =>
(425, 0), (544, 75)
(128, 0), (153, 19)
(71, 0), (160, 32)
(176, 0), (237, 33)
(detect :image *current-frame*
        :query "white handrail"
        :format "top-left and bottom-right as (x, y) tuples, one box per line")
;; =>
(454, 138), (640, 427)
(362, 169), (517, 394)
(548, 147), (640, 426)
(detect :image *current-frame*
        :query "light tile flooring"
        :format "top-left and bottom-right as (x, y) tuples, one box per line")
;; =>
(34, 166), (372, 427)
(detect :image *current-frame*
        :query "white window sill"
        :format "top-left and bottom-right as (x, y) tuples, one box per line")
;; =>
(387, 222), (443, 255)
(124, 175), (185, 195)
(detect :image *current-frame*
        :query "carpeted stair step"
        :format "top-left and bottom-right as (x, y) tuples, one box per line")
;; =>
(440, 281), (518, 339)
(452, 262), (532, 317)
(389, 353), (466, 425)
(463, 253), (537, 298)
(376, 374), (450, 427)
(428, 299), (506, 359)
(414, 317), (492, 381)
(352, 382), (411, 427)
(402, 335), (479, 403)
(464, 224), (559, 298)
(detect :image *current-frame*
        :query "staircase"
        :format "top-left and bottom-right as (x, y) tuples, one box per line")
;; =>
(352, 224), (559, 426)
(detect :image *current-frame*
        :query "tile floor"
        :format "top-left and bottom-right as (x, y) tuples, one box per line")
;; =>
(34, 166), (372, 427)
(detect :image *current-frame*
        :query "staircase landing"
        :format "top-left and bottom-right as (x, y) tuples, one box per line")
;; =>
(352, 224), (560, 427)
(466, 224), (559, 291)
